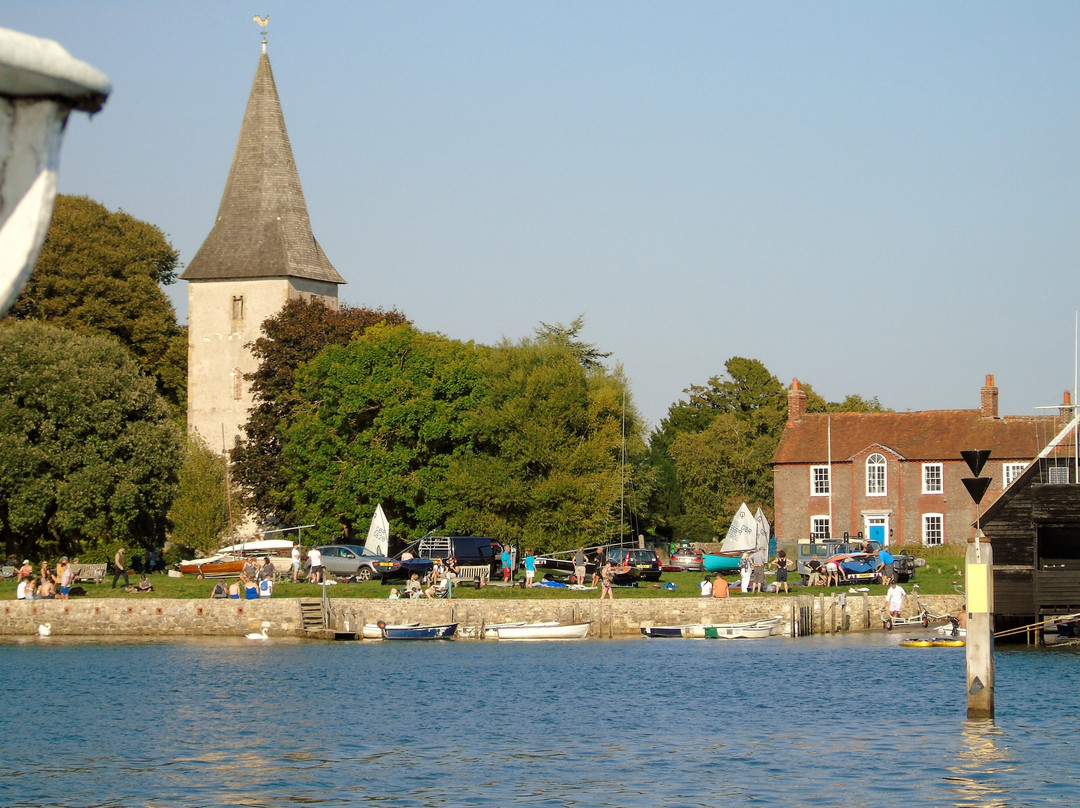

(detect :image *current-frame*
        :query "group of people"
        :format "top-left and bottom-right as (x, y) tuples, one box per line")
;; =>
(13, 554), (153, 600)
(208, 555), (276, 600)
(388, 556), (462, 599)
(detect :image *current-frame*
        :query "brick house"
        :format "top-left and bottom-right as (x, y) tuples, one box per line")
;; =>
(772, 375), (1068, 547)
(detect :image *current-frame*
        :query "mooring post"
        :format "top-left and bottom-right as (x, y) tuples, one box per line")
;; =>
(965, 537), (995, 719)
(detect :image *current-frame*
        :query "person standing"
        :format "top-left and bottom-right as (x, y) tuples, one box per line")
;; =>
(590, 547), (607, 586)
(772, 549), (790, 594)
(573, 548), (587, 587)
(291, 543), (302, 582)
(111, 546), (129, 589)
(523, 550), (536, 588)
(738, 552), (752, 593)
(307, 546), (323, 583)
(59, 558), (73, 600)
(599, 561), (613, 600)
(748, 546), (766, 594)
(886, 581), (906, 620)
(501, 545), (513, 584)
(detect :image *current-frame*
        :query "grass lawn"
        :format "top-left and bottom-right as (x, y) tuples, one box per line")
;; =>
(1, 545), (967, 600)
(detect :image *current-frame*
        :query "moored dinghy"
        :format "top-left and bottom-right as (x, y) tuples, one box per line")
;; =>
(641, 624), (706, 639)
(380, 622), (458, 640)
(702, 616), (783, 639)
(496, 622), (591, 641)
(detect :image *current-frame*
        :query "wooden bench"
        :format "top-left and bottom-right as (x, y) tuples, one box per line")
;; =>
(70, 563), (107, 584)
(454, 565), (490, 585)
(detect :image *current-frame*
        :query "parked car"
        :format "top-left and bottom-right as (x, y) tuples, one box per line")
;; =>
(668, 547), (705, 571)
(312, 545), (399, 581)
(607, 547), (663, 582)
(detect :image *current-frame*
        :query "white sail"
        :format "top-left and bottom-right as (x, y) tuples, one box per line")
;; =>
(719, 503), (757, 555)
(364, 503), (390, 556)
(754, 507), (771, 551)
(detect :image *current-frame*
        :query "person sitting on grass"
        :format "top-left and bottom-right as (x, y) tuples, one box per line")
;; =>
(210, 580), (228, 599)
(137, 574), (153, 593)
(712, 574), (729, 598)
(404, 574), (422, 599)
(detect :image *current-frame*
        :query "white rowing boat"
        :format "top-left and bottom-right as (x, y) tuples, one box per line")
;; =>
(496, 622), (591, 641)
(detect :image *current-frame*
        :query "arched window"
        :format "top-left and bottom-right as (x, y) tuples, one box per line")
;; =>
(866, 453), (887, 496)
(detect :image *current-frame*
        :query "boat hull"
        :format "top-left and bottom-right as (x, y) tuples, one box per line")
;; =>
(702, 554), (741, 573)
(702, 616), (783, 639)
(178, 557), (246, 578)
(382, 623), (458, 640)
(496, 622), (591, 641)
(641, 625), (706, 639)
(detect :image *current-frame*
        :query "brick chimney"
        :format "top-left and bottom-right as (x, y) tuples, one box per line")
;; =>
(787, 378), (807, 426)
(1062, 390), (1072, 418)
(980, 374), (998, 419)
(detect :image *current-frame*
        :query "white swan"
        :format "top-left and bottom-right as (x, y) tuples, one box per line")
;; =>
(245, 627), (269, 640)
(38, 623), (51, 637)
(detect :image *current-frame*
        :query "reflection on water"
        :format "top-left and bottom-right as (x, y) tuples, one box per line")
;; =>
(2, 634), (1079, 807)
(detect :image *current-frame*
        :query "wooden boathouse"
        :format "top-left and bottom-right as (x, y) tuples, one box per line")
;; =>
(981, 414), (1080, 637)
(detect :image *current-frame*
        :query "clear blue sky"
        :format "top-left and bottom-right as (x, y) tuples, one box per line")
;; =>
(9, 2), (1080, 429)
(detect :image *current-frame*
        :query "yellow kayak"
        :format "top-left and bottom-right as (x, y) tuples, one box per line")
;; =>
(900, 638), (965, 648)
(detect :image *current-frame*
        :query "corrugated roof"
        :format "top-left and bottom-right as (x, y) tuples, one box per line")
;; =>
(774, 409), (1065, 464)
(181, 46), (344, 284)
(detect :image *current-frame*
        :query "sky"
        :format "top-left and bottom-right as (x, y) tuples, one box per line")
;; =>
(8, 2), (1080, 429)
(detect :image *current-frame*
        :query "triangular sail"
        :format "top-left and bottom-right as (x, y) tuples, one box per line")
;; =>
(719, 503), (757, 555)
(364, 504), (390, 557)
(754, 508), (771, 551)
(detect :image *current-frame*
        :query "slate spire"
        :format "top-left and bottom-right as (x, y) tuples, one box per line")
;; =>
(182, 41), (344, 284)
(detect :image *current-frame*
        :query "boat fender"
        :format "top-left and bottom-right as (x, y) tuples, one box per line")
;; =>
(377, 621), (386, 629)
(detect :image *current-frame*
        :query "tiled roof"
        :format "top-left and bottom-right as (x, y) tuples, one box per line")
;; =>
(774, 409), (1065, 464)
(181, 47), (344, 285)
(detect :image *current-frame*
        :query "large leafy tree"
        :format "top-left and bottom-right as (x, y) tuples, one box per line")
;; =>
(231, 298), (408, 524)
(11, 195), (188, 414)
(0, 322), (182, 561)
(445, 338), (647, 553)
(279, 323), (484, 543)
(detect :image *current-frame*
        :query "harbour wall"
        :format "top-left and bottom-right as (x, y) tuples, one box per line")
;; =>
(0, 593), (965, 638)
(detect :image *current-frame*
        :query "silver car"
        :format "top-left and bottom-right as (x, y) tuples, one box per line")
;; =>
(312, 544), (399, 581)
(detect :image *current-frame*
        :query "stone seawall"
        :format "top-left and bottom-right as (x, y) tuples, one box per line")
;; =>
(0, 594), (965, 638)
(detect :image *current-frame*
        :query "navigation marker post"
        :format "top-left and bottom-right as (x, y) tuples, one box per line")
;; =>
(960, 449), (994, 719)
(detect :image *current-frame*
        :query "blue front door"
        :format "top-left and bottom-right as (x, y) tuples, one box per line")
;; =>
(869, 524), (885, 545)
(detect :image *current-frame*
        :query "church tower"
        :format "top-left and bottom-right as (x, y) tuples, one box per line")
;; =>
(182, 35), (344, 451)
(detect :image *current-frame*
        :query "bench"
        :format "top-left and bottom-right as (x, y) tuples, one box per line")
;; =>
(70, 563), (107, 584)
(454, 565), (490, 585)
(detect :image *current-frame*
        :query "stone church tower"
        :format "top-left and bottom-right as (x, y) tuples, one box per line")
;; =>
(182, 38), (344, 451)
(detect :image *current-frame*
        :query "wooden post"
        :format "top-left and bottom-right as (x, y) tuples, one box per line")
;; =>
(965, 538), (995, 719)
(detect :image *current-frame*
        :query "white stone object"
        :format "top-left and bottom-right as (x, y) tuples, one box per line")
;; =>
(0, 27), (110, 316)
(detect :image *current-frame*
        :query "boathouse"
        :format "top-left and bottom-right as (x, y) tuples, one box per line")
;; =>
(979, 414), (1080, 633)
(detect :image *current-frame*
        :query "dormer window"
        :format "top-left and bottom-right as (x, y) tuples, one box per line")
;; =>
(867, 453), (887, 496)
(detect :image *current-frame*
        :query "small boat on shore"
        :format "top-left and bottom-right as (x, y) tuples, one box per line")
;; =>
(177, 555), (246, 578)
(362, 622), (419, 640)
(458, 621), (558, 640)
(496, 622), (591, 641)
(703, 616), (783, 639)
(380, 622), (458, 640)
(641, 625), (707, 639)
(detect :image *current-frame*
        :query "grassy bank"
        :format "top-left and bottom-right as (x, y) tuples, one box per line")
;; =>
(2, 544), (967, 600)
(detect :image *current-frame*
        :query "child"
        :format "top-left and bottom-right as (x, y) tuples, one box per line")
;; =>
(388, 588), (399, 600)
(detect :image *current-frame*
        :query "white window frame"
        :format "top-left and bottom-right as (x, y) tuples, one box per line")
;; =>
(1048, 465), (1070, 485)
(1003, 462), (1026, 488)
(922, 463), (943, 494)
(810, 515), (831, 540)
(866, 453), (887, 496)
(922, 513), (944, 546)
(810, 465), (830, 496)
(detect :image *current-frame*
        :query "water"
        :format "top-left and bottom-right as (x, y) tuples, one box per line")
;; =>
(2, 633), (1078, 807)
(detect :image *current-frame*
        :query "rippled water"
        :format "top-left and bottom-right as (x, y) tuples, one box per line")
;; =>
(2, 633), (1078, 807)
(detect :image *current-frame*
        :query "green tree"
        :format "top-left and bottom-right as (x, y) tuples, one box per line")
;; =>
(167, 434), (232, 558)
(279, 323), (484, 543)
(534, 314), (612, 370)
(0, 322), (182, 561)
(11, 195), (188, 413)
(232, 298), (408, 524)
(446, 338), (647, 553)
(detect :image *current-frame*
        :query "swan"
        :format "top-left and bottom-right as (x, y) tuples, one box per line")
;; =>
(38, 623), (51, 637)
(245, 627), (269, 640)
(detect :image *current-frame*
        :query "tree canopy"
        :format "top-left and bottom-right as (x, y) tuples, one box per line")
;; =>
(167, 434), (232, 559)
(231, 298), (408, 524)
(11, 195), (187, 413)
(0, 321), (182, 561)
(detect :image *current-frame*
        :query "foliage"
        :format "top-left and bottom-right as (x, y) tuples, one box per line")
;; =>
(167, 434), (232, 557)
(279, 324), (485, 544)
(534, 314), (612, 370)
(0, 322), (182, 561)
(646, 357), (887, 541)
(11, 195), (188, 414)
(232, 298), (408, 523)
(445, 338), (647, 553)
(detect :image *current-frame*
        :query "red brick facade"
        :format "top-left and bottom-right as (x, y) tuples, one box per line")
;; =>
(773, 376), (1068, 547)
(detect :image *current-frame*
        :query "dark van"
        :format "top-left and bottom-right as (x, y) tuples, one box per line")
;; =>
(383, 534), (502, 582)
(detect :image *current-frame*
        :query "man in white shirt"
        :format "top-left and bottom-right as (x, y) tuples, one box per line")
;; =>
(307, 547), (324, 583)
